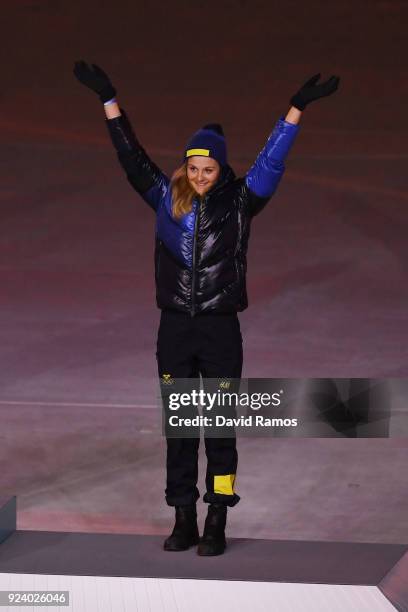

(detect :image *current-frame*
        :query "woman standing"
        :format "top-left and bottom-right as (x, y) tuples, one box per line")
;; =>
(73, 61), (339, 555)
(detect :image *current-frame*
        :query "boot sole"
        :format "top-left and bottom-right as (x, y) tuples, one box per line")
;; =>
(197, 544), (226, 556)
(163, 537), (200, 552)
(197, 549), (225, 556)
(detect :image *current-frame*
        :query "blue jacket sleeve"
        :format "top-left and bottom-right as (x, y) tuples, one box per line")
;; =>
(105, 108), (170, 213)
(245, 117), (300, 216)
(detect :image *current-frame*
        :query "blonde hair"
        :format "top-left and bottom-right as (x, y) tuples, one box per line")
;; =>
(171, 163), (196, 219)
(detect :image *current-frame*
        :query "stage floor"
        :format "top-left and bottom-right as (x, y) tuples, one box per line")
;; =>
(0, 529), (406, 610)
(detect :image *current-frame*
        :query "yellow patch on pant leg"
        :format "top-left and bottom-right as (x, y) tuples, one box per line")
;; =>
(214, 474), (236, 496)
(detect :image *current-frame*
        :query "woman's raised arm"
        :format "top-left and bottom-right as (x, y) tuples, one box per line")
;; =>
(245, 73), (340, 216)
(73, 60), (169, 212)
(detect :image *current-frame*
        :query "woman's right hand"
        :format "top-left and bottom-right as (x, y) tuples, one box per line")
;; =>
(73, 60), (116, 103)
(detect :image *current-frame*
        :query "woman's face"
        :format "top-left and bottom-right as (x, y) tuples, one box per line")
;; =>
(186, 156), (221, 196)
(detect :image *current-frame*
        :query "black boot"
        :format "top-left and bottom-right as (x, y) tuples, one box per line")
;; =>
(197, 503), (227, 556)
(163, 504), (199, 551)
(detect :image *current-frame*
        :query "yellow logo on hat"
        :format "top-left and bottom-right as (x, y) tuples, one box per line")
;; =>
(162, 373), (174, 385)
(186, 148), (210, 157)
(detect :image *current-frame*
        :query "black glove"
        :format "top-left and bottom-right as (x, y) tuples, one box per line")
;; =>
(290, 73), (340, 111)
(73, 60), (116, 103)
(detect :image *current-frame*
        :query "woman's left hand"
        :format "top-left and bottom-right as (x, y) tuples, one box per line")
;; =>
(290, 73), (340, 111)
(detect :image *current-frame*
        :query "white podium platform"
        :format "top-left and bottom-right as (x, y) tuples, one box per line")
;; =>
(0, 573), (398, 612)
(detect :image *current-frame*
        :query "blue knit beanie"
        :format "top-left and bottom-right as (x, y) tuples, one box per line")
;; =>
(184, 123), (227, 167)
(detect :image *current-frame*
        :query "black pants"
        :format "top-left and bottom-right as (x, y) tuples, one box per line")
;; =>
(156, 309), (243, 507)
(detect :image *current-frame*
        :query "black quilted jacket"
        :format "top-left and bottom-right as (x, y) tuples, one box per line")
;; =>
(106, 109), (299, 316)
